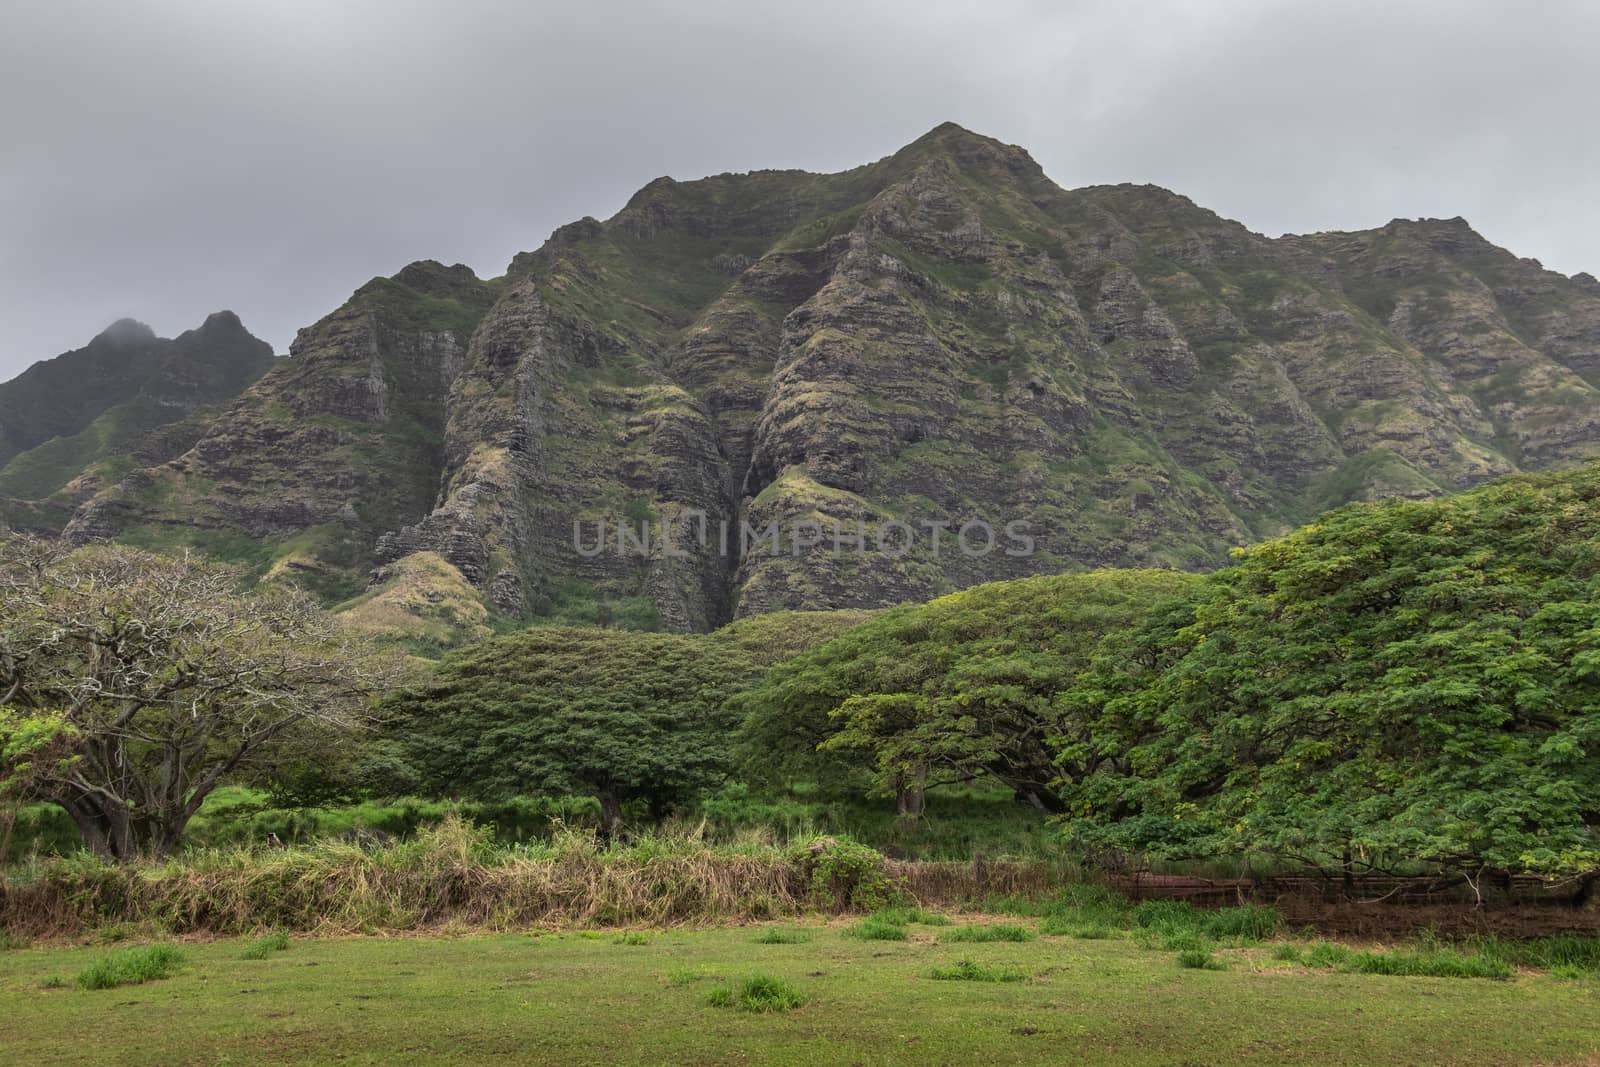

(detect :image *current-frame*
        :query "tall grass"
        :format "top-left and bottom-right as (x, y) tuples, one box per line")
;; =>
(1475, 933), (1600, 975)
(1131, 900), (1280, 949)
(1299, 941), (1512, 980)
(8, 783), (1064, 862)
(8, 819), (1069, 938)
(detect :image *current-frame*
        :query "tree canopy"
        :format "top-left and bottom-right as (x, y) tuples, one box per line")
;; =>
(1054, 465), (1600, 882)
(736, 569), (1200, 812)
(382, 627), (763, 827)
(0, 537), (392, 859)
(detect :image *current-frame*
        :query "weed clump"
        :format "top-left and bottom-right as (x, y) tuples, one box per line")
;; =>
(941, 924), (1034, 943)
(706, 974), (806, 1013)
(240, 931), (289, 959)
(1129, 901), (1280, 954)
(1302, 941), (1511, 979)
(870, 906), (949, 926)
(753, 928), (810, 944)
(1476, 933), (1600, 975)
(1177, 950), (1224, 971)
(75, 945), (185, 990)
(844, 917), (908, 941)
(929, 958), (1026, 983)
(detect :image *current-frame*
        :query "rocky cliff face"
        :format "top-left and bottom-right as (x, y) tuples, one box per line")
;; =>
(20, 124), (1600, 629)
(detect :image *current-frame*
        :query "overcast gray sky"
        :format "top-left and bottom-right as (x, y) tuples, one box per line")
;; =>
(3, 0), (1595, 379)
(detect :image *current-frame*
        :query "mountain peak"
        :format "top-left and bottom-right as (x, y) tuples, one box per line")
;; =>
(96, 318), (156, 347)
(890, 122), (1044, 183)
(198, 309), (247, 333)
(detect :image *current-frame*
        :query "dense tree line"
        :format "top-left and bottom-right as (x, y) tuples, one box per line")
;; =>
(7, 462), (1600, 881)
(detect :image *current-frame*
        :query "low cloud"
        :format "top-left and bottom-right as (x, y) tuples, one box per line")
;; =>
(3, 0), (1594, 376)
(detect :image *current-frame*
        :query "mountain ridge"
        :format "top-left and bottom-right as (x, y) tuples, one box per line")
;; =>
(6, 124), (1599, 634)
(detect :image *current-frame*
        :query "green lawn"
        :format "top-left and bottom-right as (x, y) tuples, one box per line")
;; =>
(2, 922), (1597, 1065)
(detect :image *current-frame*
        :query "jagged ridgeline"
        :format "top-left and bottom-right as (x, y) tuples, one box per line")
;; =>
(5, 122), (1600, 631)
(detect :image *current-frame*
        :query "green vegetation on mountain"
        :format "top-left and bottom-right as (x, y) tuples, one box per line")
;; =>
(6, 124), (1594, 635)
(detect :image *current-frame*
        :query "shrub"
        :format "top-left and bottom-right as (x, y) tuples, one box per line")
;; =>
(240, 931), (289, 959)
(929, 958), (1026, 983)
(844, 917), (908, 941)
(753, 928), (810, 944)
(75, 945), (186, 990)
(0, 929), (28, 951)
(706, 974), (806, 1013)
(793, 837), (901, 911)
(941, 924), (1033, 943)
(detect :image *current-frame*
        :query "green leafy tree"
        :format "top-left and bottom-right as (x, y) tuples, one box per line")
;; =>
(1057, 464), (1600, 886)
(737, 570), (1199, 815)
(0, 537), (393, 860)
(382, 628), (760, 829)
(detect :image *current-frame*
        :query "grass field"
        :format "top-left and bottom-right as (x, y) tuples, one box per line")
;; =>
(3, 919), (1599, 1065)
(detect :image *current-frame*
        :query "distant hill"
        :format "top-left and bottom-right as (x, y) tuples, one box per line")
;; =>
(0, 311), (275, 531)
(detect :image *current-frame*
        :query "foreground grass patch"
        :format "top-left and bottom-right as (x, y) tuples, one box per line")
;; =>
(843, 917), (908, 941)
(3, 928), (1598, 1064)
(240, 931), (289, 960)
(705, 974), (806, 1013)
(941, 923), (1033, 943)
(1177, 949), (1225, 971)
(1477, 933), (1600, 976)
(871, 906), (950, 927)
(74, 945), (185, 990)
(929, 958), (1026, 983)
(1299, 942), (1512, 980)
(752, 928), (810, 944)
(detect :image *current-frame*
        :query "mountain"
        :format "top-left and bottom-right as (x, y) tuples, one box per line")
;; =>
(15, 124), (1600, 630)
(0, 312), (277, 532)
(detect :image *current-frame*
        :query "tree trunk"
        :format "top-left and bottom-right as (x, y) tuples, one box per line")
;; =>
(895, 784), (925, 819)
(893, 765), (927, 832)
(598, 791), (624, 839)
(1571, 872), (1597, 910)
(58, 798), (118, 862)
